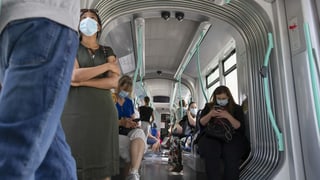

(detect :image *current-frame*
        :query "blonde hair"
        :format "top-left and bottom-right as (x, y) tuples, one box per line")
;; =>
(117, 75), (133, 97)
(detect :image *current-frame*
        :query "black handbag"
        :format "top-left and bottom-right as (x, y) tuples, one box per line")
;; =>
(205, 118), (234, 143)
(179, 117), (194, 136)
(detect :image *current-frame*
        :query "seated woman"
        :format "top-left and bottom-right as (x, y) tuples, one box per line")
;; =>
(115, 75), (146, 180)
(168, 102), (197, 173)
(147, 123), (161, 152)
(197, 85), (249, 180)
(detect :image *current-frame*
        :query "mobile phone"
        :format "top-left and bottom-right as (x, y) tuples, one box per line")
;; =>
(133, 118), (141, 122)
(214, 105), (223, 110)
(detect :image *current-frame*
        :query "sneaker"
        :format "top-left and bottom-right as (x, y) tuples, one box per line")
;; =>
(126, 171), (140, 180)
(170, 166), (183, 173)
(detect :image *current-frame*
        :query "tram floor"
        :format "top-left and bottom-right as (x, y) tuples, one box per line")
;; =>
(113, 149), (207, 180)
(139, 150), (206, 180)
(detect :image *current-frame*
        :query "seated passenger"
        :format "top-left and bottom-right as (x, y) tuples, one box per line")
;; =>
(168, 102), (197, 173)
(197, 85), (249, 180)
(115, 75), (146, 180)
(147, 123), (161, 152)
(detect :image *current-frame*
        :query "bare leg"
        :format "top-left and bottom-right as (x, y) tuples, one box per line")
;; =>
(129, 138), (145, 171)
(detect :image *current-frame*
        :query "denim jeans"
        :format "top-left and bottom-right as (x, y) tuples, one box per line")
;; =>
(0, 18), (79, 179)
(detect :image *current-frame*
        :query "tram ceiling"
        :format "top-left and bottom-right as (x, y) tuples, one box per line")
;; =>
(82, 0), (237, 99)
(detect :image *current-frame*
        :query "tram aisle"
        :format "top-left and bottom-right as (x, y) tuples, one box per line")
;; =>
(140, 150), (206, 180)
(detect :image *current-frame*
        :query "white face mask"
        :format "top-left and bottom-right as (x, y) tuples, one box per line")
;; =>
(190, 108), (198, 116)
(79, 17), (98, 36)
(217, 99), (229, 106)
(119, 90), (129, 98)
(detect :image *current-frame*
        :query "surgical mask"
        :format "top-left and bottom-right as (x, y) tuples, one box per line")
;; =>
(119, 90), (129, 98)
(79, 17), (98, 36)
(190, 108), (198, 116)
(217, 99), (228, 106)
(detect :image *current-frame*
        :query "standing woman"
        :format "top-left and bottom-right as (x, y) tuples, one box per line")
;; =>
(61, 9), (121, 180)
(138, 96), (155, 136)
(198, 86), (249, 180)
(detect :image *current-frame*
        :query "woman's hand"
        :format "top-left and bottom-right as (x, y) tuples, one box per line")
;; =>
(106, 61), (121, 75)
(215, 109), (232, 119)
(215, 110), (241, 129)
(71, 81), (81, 87)
(209, 109), (221, 118)
(122, 118), (138, 128)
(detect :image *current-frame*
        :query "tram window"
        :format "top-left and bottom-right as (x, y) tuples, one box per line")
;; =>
(223, 50), (238, 103)
(223, 52), (236, 71)
(206, 66), (220, 100)
(207, 66), (219, 87)
(225, 69), (238, 103)
(208, 81), (220, 99)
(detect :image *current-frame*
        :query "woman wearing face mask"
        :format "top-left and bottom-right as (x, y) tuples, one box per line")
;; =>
(168, 102), (197, 173)
(115, 75), (146, 180)
(198, 85), (249, 180)
(61, 9), (121, 180)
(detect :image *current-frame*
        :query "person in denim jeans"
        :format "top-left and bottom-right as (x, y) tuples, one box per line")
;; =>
(0, 1), (80, 179)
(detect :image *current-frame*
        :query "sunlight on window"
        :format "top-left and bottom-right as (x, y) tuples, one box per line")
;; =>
(225, 69), (238, 104)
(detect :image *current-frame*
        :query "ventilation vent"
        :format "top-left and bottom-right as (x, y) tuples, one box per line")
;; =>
(153, 96), (170, 103)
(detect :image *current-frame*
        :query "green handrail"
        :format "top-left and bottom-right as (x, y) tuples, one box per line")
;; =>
(225, 0), (231, 4)
(261, 33), (284, 151)
(0, 0), (2, 15)
(178, 78), (183, 119)
(303, 23), (320, 130)
(196, 42), (209, 103)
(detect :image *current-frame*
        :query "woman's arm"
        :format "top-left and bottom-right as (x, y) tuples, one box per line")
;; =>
(72, 75), (119, 89)
(150, 111), (155, 124)
(199, 104), (219, 126)
(71, 58), (120, 82)
(216, 107), (241, 129)
(187, 110), (196, 127)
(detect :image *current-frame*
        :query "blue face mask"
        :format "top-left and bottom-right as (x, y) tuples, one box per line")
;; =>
(79, 17), (98, 36)
(190, 108), (198, 116)
(119, 90), (129, 98)
(217, 99), (228, 106)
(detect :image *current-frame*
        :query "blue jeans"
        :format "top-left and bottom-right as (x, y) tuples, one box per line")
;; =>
(0, 18), (79, 179)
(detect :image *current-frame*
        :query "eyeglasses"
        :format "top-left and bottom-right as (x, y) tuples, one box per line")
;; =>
(80, 9), (99, 14)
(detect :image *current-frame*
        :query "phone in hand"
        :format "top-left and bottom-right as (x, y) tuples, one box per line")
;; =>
(214, 105), (223, 110)
(133, 118), (141, 122)
(133, 118), (141, 127)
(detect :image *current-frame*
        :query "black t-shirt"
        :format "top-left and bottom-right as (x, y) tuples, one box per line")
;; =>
(139, 106), (153, 122)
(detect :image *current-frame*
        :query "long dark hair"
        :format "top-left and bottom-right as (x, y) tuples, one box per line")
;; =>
(209, 85), (236, 114)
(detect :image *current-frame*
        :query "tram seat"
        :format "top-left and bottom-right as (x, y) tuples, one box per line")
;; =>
(181, 133), (207, 179)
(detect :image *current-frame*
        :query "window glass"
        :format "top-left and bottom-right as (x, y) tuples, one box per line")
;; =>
(225, 69), (238, 103)
(223, 53), (236, 71)
(208, 81), (220, 100)
(207, 68), (219, 86)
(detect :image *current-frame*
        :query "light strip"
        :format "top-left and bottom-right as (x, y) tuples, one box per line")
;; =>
(173, 21), (211, 80)
(133, 17), (145, 92)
